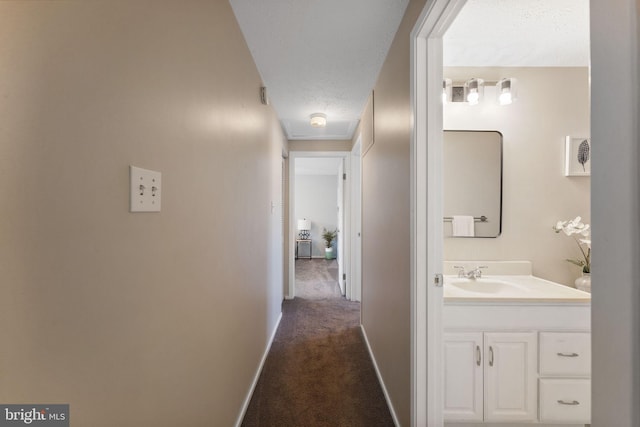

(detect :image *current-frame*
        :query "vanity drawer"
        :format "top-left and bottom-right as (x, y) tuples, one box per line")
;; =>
(539, 379), (590, 423)
(539, 332), (590, 376)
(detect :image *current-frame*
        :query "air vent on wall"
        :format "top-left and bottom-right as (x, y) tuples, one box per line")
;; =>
(260, 86), (269, 105)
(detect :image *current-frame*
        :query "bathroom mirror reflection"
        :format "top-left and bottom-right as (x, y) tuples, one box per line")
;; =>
(443, 130), (502, 238)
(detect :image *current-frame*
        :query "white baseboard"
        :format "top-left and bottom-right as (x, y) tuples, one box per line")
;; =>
(234, 312), (282, 427)
(360, 325), (400, 427)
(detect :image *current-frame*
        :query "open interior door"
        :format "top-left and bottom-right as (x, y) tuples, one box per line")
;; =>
(337, 159), (345, 295)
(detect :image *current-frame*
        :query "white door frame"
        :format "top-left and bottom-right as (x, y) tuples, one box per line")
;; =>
(410, 1), (467, 425)
(349, 136), (363, 302)
(287, 151), (351, 299)
(413, 1), (640, 426)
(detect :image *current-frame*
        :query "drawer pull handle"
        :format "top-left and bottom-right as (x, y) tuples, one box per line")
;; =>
(557, 400), (580, 406)
(557, 352), (579, 357)
(489, 346), (494, 367)
(476, 345), (481, 366)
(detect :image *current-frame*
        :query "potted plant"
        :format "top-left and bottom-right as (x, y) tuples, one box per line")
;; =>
(552, 216), (591, 292)
(322, 228), (338, 259)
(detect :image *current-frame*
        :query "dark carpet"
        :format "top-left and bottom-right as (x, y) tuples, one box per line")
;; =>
(241, 259), (395, 427)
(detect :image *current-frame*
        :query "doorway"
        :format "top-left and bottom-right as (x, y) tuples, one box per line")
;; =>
(287, 151), (361, 301)
(410, 0), (595, 425)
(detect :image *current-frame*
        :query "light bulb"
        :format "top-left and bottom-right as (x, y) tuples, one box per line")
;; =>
(496, 78), (516, 105)
(467, 90), (479, 105)
(463, 78), (484, 105)
(499, 91), (512, 105)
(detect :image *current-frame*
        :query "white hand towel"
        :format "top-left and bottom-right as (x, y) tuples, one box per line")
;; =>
(452, 215), (475, 237)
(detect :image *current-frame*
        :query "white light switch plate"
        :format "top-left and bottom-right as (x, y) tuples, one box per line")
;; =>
(130, 166), (161, 212)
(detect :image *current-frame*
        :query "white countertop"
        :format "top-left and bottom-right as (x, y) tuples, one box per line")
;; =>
(444, 274), (591, 304)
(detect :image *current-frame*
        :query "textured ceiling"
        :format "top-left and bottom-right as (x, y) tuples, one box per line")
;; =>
(444, 0), (590, 67)
(231, 0), (589, 141)
(230, 0), (409, 140)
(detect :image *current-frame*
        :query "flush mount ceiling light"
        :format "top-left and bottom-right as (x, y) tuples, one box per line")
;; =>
(310, 113), (327, 128)
(496, 78), (517, 105)
(464, 78), (484, 105)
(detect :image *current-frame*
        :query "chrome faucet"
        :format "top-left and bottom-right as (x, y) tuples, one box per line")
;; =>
(454, 265), (488, 279)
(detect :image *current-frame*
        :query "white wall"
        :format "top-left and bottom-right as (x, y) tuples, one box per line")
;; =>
(295, 174), (339, 257)
(443, 67), (590, 287)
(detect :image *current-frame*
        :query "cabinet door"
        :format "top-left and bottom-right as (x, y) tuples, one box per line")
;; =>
(484, 332), (537, 422)
(443, 332), (483, 421)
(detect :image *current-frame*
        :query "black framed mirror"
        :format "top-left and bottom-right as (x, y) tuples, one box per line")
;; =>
(443, 130), (503, 238)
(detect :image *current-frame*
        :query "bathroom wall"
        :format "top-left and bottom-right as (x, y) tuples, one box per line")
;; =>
(295, 174), (339, 257)
(443, 67), (590, 287)
(0, 2), (285, 426)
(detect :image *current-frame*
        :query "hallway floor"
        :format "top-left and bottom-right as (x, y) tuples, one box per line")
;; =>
(241, 259), (395, 427)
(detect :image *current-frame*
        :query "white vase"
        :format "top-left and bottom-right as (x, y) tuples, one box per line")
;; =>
(575, 273), (591, 293)
(325, 247), (333, 260)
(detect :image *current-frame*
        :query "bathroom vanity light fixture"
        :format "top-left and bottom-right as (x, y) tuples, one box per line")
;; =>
(496, 78), (517, 105)
(443, 77), (517, 105)
(464, 78), (484, 105)
(310, 113), (327, 128)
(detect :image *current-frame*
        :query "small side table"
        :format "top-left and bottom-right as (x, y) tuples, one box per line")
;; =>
(295, 239), (312, 259)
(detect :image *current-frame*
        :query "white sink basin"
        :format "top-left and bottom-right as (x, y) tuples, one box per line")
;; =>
(446, 277), (530, 294)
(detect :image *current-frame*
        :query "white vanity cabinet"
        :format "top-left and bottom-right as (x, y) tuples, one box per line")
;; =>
(444, 332), (537, 423)
(442, 263), (591, 425)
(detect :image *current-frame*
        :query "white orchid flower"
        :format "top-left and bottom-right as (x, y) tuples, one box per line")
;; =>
(554, 216), (591, 273)
(553, 220), (566, 232)
(571, 217), (585, 229)
(568, 216), (582, 226)
(559, 216), (590, 236)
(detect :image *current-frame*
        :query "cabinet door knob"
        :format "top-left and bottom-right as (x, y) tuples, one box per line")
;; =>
(557, 400), (580, 406)
(557, 352), (579, 357)
(476, 345), (481, 366)
(489, 346), (494, 367)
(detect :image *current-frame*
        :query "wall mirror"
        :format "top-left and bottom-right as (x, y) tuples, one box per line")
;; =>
(443, 130), (502, 238)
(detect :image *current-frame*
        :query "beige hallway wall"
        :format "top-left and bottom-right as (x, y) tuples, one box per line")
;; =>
(358, 0), (426, 425)
(0, 1), (285, 426)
